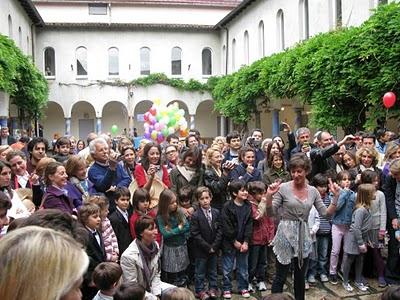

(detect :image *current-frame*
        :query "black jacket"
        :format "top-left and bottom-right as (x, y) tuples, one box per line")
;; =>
(221, 200), (253, 253)
(190, 207), (222, 258)
(310, 144), (339, 177)
(109, 209), (133, 256)
(203, 167), (230, 210)
(383, 175), (397, 222)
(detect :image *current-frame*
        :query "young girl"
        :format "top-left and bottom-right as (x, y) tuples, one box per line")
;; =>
(342, 183), (373, 292)
(89, 195), (119, 263)
(360, 170), (387, 287)
(329, 170), (356, 284)
(129, 188), (160, 243)
(157, 189), (190, 287)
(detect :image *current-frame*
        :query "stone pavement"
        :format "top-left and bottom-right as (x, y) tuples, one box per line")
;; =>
(225, 276), (386, 299)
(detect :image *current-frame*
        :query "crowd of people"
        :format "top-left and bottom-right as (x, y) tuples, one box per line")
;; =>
(0, 123), (400, 300)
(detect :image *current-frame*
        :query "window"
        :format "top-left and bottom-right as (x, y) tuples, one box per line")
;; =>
(244, 31), (249, 65)
(336, 0), (342, 28)
(44, 47), (55, 77)
(299, 0), (309, 40)
(8, 15), (12, 38)
(202, 48), (212, 75)
(222, 45), (226, 74)
(140, 47), (150, 75)
(258, 21), (265, 57)
(276, 9), (285, 51)
(18, 27), (22, 48)
(232, 38), (236, 71)
(108, 47), (119, 76)
(76, 47), (88, 76)
(171, 47), (182, 75)
(89, 3), (107, 15)
(378, 0), (388, 4)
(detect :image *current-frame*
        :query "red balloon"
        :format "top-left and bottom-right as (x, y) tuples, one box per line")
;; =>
(383, 92), (396, 109)
(149, 106), (157, 116)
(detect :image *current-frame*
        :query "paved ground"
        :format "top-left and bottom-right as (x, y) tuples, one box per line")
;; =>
(216, 276), (386, 299)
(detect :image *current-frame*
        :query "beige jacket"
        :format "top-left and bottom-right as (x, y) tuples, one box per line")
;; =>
(120, 239), (162, 297)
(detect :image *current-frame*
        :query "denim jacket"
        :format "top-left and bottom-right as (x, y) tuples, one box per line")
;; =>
(332, 189), (356, 225)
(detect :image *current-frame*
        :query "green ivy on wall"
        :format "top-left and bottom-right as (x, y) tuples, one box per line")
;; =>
(0, 34), (48, 121)
(211, 3), (400, 132)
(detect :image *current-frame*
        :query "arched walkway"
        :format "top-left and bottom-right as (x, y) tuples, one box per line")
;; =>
(40, 101), (65, 142)
(195, 99), (219, 138)
(102, 101), (129, 137)
(70, 101), (96, 140)
(133, 100), (153, 136)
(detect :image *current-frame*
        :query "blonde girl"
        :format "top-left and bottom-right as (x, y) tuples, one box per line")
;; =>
(341, 183), (374, 292)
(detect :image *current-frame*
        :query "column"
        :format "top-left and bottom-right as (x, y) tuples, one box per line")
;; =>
(294, 108), (302, 130)
(272, 109), (280, 137)
(219, 116), (226, 136)
(96, 117), (102, 134)
(189, 114), (195, 130)
(65, 118), (71, 136)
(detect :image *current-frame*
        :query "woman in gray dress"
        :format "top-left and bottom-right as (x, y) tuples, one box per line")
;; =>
(266, 153), (340, 300)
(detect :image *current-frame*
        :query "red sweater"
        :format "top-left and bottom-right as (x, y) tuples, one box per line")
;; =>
(134, 164), (171, 188)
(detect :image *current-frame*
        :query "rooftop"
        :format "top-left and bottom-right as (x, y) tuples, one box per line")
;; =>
(33, 0), (242, 8)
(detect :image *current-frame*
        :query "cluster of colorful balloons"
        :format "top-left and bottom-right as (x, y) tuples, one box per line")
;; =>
(143, 99), (189, 143)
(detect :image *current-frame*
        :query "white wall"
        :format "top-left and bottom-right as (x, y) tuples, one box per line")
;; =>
(34, 2), (232, 26)
(0, 0), (34, 55)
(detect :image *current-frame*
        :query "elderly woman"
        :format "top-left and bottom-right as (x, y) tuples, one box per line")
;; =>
(120, 215), (173, 300)
(265, 153), (340, 300)
(383, 159), (400, 284)
(0, 226), (89, 300)
(65, 155), (95, 208)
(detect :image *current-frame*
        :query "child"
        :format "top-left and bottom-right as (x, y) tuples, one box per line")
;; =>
(0, 191), (11, 236)
(309, 174), (331, 283)
(247, 181), (275, 292)
(114, 283), (145, 300)
(221, 180), (253, 299)
(89, 195), (119, 262)
(109, 187), (133, 256)
(129, 188), (160, 243)
(157, 189), (190, 287)
(178, 186), (195, 219)
(342, 183), (373, 292)
(305, 205), (320, 290)
(52, 136), (70, 163)
(79, 202), (106, 299)
(93, 262), (123, 300)
(360, 170), (387, 287)
(329, 170), (355, 284)
(190, 186), (222, 300)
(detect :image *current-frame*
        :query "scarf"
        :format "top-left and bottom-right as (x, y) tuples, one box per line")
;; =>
(70, 176), (89, 202)
(136, 239), (158, 292)
(177, 165), (196, 182)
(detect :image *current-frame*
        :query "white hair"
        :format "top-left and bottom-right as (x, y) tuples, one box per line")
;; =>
(89, 137), (108, 155)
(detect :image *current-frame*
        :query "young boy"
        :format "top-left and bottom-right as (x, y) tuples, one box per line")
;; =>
(247, 181), (275, 292)
(190, 186), (222, 300)
(109, 187), (133, 256)
(93, 262), (123, 300)
(114, 283), (145, 300)
(221, 180), (253, 299)
(53, 136), (70, 163)
(79, 202), (106, 299)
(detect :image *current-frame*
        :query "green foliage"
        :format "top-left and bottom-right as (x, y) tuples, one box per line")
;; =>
(0, 34), (48, 120)
(211, 3), (400, 131)
(130, 73), (209, 92)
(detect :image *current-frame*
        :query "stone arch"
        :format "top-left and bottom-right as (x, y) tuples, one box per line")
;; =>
(40, 101), (65, 142)
(102, 101), (129, 136)
(70, 101), (96, 140)
(133, 100), (153, 136)
(195, 99), (219, 138)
